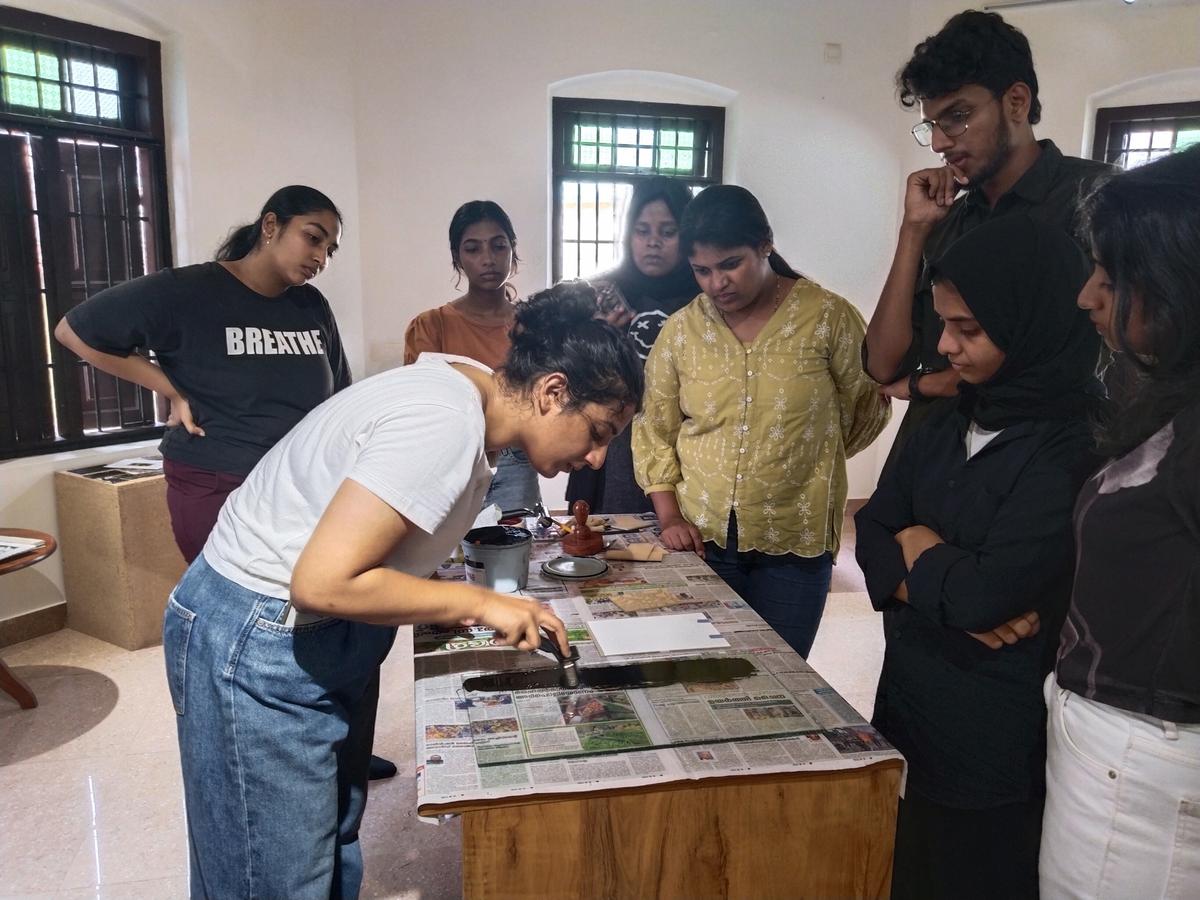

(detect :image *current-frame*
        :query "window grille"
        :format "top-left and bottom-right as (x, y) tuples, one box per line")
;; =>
(0, 8), (171, 459)
(551, 97), (724, 281)
(1092, 102), (1200, 170)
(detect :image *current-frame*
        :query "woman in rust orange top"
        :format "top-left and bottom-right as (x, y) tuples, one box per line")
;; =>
(404, 200), (540, 511)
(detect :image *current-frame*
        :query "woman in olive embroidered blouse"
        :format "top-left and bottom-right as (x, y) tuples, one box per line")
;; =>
(633, 185), (889, 656)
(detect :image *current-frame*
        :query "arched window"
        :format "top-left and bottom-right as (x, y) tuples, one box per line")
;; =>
(551, 97), (724, 281)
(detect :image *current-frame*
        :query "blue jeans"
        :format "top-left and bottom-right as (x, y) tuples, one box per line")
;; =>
(484, 447), (542, 512)
(704, 513), (833, 658)
(163, 556), (396, 899)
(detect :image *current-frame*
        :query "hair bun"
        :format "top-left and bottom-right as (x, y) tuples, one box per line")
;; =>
(511, 279), (600, 348)
(500, 279), (643, 413)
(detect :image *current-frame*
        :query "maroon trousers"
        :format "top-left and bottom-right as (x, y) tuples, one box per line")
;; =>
(162, 459), (246, 564)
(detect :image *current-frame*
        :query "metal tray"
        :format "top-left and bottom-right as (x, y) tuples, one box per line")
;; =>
(541, 556), (609, 580)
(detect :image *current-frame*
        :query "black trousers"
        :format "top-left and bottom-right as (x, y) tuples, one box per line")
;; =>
(890, 790), (1043, 900)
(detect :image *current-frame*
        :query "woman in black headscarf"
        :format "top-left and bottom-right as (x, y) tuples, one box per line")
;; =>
(566, 177), (698, 514)
(854, 214), (1102, 900)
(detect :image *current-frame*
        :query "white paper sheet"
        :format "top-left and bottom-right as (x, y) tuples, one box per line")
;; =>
(588, 614), (730, 657)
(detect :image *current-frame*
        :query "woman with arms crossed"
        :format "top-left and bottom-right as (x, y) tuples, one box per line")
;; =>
(855, 215), (1102, 899)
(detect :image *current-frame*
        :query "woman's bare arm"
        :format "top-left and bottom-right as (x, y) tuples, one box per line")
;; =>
(291, 478), (567, 652)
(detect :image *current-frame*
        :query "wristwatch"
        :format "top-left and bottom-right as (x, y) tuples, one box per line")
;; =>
(908, 368), (929, 402)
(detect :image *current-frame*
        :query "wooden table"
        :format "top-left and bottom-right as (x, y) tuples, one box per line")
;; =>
(443, 758), (902, 898)
(0, 528), (58, 709)
(414, 528), (904, 899)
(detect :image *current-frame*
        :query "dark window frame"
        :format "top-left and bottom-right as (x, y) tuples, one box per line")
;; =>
(0, 8), (172, 461)
(551, 97), (725, 282)
(1092, 101), (1200, 168)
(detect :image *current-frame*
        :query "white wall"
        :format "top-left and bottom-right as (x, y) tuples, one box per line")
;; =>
(4, 0), (1199, 623)
(907, 0), (1200, 159)
(347, 0), (917, 507)
(1085, 67), (1200, 154)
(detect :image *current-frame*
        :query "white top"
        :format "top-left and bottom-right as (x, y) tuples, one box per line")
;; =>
(965, 420), (1004, 460)
(204, 353), (495, 600)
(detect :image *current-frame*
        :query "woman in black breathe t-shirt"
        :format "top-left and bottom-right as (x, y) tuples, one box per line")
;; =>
(1040, 147), (1200, 898)
(55, 185), (350, 562)
(56, 185), (406, 785)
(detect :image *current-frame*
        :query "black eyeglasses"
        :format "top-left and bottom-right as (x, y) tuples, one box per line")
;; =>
(911, 108), (974, 147)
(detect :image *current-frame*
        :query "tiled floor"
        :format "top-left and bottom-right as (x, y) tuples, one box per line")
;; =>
(0, 519), (882, 899)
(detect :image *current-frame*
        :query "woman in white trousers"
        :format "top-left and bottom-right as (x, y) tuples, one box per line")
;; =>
(1040, 146), (1200, 899)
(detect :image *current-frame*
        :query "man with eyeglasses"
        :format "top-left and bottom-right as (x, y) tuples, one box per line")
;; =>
(864, 10), (1111, 462)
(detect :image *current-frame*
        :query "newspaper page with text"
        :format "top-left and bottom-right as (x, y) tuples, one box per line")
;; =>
(415, 527), (903, 819)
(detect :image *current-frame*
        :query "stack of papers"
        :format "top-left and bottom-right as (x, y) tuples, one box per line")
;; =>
(0, 535), (46, 564)
(103, 457), (163, 471)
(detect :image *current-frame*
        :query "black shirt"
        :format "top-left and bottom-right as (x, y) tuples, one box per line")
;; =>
(894, 141), (1113, 386)
(67, 262), (351, 475)
(869, 143), (1113, 463)
(566, 276), (695, 514)
(855, 405), (1097, 807)
(1057, 405), (1200, 724)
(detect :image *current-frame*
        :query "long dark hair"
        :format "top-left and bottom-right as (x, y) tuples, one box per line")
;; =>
(1083, 146), (1200, 456)
(503, 280), (644, 413)
(215, 185), (341, 261)
(449, 200), (520, 299)
(898, 10), (1042, 124)
(679, 185), (803, 279)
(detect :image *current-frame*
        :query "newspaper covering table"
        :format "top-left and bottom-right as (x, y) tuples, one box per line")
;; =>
(414, 524), (903, 819)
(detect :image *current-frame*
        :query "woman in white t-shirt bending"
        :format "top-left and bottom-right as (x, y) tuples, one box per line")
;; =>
(164, 281), (643, 900)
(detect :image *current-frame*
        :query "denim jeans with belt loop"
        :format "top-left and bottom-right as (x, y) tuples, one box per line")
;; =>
(703, 511), (833, 658)
(163, 555), (396, 899)
(483, 447), (542, 513)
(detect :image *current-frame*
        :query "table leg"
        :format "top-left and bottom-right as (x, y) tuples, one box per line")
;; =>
(0, 657), (37, 709)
